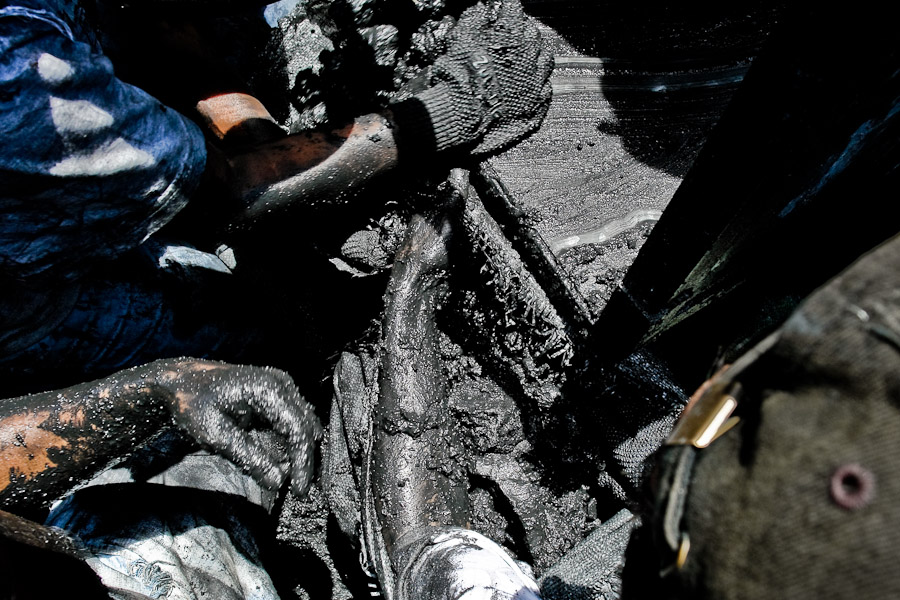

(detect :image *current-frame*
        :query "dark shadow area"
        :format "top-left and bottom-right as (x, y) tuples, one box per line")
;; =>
(323, 516), (380, 600)
(531, 351), (686, 518)
(524, 1), (786, 177)
(467, 473), (536, 568)
(591, 6), (900, 389)
(86, 0), (275, 115)
(217, 191), (397, 409)
(618, 523), (681, 600)
(268, 543), (338, 600)
(0, 508), (109, 599)
(48, 484), (275, 545)
(0, 537), (109, 599)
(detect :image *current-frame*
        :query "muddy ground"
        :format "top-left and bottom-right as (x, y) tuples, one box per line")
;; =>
(252, 4), (784, 599)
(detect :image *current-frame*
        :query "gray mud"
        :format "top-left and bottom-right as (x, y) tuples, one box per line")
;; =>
(557, 219), (656, 316)
(255, 3), (782, 598)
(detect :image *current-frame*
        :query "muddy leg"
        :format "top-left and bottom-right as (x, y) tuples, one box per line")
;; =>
(371, 210), (469, 561)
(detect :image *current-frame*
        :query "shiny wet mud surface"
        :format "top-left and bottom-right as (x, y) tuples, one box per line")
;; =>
(260, 4), (783, 598)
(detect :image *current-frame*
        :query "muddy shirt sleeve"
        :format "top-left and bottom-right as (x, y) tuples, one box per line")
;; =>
(0, 4), (207, 282)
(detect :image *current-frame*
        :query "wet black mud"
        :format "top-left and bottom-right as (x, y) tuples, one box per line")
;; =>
(556, 220), (655, 316)
(250, 3), (784, 598)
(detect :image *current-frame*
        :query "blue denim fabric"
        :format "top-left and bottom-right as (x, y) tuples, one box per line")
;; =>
(0, 2), (225, 379)
(0, 1), (207, 282)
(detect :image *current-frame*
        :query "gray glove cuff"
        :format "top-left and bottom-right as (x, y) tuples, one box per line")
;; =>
(390, 82), (475, 159)
(389, 0), (554, 162)
(415, 82), (472, 154)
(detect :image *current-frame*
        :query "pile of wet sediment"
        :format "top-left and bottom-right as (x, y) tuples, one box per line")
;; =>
(253, 3), (784, 598)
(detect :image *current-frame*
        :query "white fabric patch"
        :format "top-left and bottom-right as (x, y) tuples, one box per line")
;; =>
(37, 53), (73, 84)
(50, 137), (155, 176)
(50, 96), (114, 134)
(47, 495), (280, 600)
(400, 528), (543, 600)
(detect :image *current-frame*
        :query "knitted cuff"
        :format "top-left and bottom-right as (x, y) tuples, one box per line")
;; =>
(390, 83), (473, 159)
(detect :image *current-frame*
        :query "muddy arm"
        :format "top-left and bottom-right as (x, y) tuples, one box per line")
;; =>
(372, 213), (470, 557)
(0, 362), (170, 513)
(194, 94), (399, 228)
(0, 358), (320, 513)
(231, 112), (399, 223)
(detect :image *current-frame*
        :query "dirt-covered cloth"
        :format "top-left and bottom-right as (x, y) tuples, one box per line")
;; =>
(0, 260), (259, 396)
(46, 484), (279, 600)
(540, 509), (640, 600)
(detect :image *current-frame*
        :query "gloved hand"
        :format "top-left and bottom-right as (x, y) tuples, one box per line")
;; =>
(163, 360), (323, 496)
(390, 0), (554, 159)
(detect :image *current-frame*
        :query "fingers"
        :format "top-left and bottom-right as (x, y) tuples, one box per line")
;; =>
(247, 369), (322, 443)
(496, 0), (524, 20)
(283, 403), (323, 497)
(538, 45), (555, 85)
(272, 391), (322, 497)
(455, 1), (488, 30)
(191, 409), (290, 491)
(289, 437), (317, 497)
(237, 368), (323, 496)
(494, 0), (528, 40)
(168, 363), (321, 494)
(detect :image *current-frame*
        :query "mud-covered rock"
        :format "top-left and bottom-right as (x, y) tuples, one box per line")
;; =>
(260, 0), (464, 130)
(557, 220), (656, 316)
(473, 448), (593, 573)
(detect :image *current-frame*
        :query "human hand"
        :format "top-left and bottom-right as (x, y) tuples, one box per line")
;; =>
(391, 0), (554, 158)
(161, 360), (322, 496)
(196, 93), (286, 148)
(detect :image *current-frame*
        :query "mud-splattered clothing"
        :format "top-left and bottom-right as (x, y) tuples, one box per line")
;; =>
(47, 483), (280, 600)
(0, 5), (277, 599)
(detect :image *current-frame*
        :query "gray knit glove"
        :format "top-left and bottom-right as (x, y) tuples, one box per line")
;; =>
(391, 0), (554, 159)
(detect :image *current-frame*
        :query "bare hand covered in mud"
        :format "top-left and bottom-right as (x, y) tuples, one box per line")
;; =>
(163, 361), (323, 496)
(392, 211), (454, 289)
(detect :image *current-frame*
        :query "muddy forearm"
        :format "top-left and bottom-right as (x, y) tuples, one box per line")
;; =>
(0, 360), (187, 512)
(225, 112), (399, 226)
(379, 274), (446, 431)
(373, 235), (469, 555)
